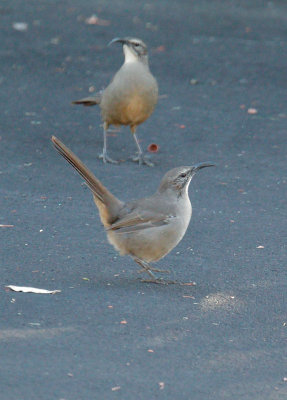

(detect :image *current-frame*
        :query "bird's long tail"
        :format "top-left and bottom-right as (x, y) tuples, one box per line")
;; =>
(51, 136), (122, 226)
(72, 93), (102, 106)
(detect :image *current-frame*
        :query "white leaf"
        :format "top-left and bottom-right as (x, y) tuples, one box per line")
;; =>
(5, 285), (61, 294)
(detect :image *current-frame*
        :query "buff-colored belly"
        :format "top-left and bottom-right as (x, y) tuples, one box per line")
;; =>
(102, 92), (156, 127)
(107, 217), (189, 263)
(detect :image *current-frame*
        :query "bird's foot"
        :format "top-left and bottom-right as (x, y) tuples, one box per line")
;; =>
(131, 154), (154, 167)
(137, 267), (170, 274)
(98, 152), (119, 164)
(141, 277), (178, 285)
(141, 278), (197, 285)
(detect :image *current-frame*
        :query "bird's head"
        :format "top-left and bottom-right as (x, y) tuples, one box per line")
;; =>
(158, 163), (215, 196)
(109, 37), (148, 64)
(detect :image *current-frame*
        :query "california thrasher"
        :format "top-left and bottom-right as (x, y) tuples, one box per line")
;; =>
(72, 37), (158, 166)
(51, 136), (214, 284)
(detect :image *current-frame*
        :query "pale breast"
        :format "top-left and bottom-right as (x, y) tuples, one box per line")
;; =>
(100, 63), (158, 127)
(106, 207), (192, 263)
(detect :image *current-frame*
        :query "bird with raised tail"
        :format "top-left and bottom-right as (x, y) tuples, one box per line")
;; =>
(51, 136), (214, 284)
(73, 37), (158, 166)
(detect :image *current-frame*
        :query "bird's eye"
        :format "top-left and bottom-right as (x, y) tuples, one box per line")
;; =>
(180, 173), (187, 178)
(134, 42), (140, 47)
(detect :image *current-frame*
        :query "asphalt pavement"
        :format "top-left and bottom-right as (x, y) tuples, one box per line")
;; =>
(1, 1), (287, 399)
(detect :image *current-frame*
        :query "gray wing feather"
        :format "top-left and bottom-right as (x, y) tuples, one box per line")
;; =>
(107, 212), (175, 234)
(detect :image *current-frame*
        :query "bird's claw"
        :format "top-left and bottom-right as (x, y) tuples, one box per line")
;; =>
(99, 153), (119, 164)
(141, 278), (178, 285)
(131, 154), (154, 167)
(137, 268), (170, 274)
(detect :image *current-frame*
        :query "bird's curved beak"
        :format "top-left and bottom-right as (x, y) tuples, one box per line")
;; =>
(191, 162), (215, 173)
(108, 37), (128, 47)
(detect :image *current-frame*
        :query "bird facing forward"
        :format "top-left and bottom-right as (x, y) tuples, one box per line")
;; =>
(73, 37), (158, 166)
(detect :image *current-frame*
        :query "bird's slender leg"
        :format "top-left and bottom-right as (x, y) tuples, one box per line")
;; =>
(133, 258), (158, 280)
(130, 127), (154, 167)
(98, 122), (119, 164)
(137, 266), (170, 274)
(133, 258), (175, 284)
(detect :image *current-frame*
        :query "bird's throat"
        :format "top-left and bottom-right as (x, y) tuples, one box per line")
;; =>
(123, 45), (138, 64)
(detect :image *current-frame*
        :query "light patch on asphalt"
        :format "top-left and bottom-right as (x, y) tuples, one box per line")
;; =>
(200, 292), (243, 312)
(0, 326), (76, 341)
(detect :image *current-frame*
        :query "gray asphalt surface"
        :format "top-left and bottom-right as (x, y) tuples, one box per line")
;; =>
(1, 1), (287, 399)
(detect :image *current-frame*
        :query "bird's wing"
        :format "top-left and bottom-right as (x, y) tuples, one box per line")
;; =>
(107, 210), (175, 234)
